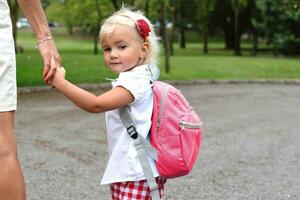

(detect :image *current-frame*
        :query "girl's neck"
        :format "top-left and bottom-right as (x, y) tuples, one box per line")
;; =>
(124, 63), (147, 72)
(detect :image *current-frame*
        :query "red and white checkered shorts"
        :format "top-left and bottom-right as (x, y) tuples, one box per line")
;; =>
(110, 177), (167, 200)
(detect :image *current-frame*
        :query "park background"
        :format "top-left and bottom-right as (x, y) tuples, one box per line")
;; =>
(6, 0), (300, 87)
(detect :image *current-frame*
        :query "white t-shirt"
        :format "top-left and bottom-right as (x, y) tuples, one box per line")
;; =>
(101, 64), (159, 185)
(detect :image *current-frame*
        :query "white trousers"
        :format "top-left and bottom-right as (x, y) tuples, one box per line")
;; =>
(0, 0), (17, 112)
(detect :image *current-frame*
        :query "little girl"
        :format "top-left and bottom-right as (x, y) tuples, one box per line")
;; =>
(50, 7), (166, 200)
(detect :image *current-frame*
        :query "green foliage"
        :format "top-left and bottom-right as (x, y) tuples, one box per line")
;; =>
(46, 0), (114, 34)
(255, 0), (300, 55)
(38, 0), (300, 56)
(230, 0), (248, 9)
(195, 0), (216, 24)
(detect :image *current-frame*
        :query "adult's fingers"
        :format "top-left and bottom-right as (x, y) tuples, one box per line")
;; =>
(43, 54), (51, 83)
(44, 56), (59, 83)
(43, 62), (50, 81)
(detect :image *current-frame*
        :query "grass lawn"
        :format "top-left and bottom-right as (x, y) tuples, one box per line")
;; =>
(16, 28), (300, 86)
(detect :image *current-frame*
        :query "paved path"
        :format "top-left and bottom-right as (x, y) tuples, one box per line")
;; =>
(15, 83), (300, 200)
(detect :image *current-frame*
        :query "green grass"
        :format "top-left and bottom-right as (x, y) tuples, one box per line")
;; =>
(160, 56), (300, 80)
(16, 29), (300, 86)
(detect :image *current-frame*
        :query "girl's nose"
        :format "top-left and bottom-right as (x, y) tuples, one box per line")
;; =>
(110, 49), (117, 59)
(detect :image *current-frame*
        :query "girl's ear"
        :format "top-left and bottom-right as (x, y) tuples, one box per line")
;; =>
(140, 42), (149, 59)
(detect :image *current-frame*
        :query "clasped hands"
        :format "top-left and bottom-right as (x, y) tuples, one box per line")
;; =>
(37, 39), (65, 86)
(47, 57), (65, 88)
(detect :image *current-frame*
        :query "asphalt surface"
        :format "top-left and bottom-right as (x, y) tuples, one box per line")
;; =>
(15, 83), (300, 200)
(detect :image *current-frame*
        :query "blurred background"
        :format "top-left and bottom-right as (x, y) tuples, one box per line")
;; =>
(7, 0), (300, 86)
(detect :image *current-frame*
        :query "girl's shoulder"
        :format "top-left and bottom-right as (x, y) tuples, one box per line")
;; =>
(117, 65), (152, 83)
(113, 65), (153, 102)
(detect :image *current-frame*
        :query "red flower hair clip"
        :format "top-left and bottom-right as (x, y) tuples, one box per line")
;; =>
(136, 19), (151, 40)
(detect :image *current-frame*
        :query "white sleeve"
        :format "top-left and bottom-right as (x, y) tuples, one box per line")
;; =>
(113, 71), (151, 103)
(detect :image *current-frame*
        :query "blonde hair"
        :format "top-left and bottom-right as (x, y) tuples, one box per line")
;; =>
(99, 6), (160, 69)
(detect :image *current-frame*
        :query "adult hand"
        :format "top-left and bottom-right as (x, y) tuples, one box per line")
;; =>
(37, 39), (61, 84)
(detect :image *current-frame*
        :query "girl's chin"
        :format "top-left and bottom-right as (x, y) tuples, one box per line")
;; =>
(110, 66), (135, 73)
(108, 65), (122, 72)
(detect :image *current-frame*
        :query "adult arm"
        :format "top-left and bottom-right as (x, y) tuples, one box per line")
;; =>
(18, 0), (61, 83)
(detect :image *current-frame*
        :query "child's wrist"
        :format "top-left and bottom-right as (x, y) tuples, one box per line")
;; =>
(53, 77), (65, 89)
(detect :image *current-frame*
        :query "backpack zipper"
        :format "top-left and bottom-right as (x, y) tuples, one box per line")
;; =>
(157, 85), (171, 128)
(179, 121), (202, 130)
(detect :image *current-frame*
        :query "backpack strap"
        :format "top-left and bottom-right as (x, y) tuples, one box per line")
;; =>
(118, 107), (160, 200)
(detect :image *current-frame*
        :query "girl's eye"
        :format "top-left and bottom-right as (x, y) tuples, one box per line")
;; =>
(103, 47), (111, 52)
(119, 45), (127, 49)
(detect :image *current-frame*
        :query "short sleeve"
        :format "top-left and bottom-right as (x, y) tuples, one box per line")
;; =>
(112, 70), (151, 103)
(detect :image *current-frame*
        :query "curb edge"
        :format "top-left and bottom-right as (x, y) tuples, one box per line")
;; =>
(18, 79), (300, 94)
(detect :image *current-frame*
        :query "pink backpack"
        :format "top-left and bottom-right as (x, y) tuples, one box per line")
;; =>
(150, 81), (203, 178)
(119, 81), (202, 199)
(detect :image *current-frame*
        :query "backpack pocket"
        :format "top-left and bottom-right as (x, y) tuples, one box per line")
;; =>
(179, 110), (202, 131)
(179, 111), (202, 170)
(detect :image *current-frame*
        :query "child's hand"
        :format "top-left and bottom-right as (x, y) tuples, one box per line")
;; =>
(50, 66), (66, 87)
(48, 56), (66, 87)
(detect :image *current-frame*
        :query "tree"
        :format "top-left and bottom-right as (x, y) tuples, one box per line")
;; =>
(195, 0), (216, 54)
(46, 0), (80, 35)
(168, 0), (197, 54)
(47, 0), (114, 54)
(230, 0), (248, 56)
(168, 0), (180, 55)
(250, 0), (264, 56)
(258, 0), (300, 55)
(212, 1), (235, 49)
(212, 0), (252, 52)
(177, 5), (186, 49)
(159, 1), (171, 73)
(93, 0), (102, 54)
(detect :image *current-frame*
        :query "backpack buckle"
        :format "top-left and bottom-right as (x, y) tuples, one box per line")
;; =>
(127, 125), (138, 139)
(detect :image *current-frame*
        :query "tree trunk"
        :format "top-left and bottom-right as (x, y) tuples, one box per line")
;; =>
(225, 17), (235, 49)
(170, 5), (178, 56)
(179, 29), (186, 49)
(234, 5), (241, 56)
(66, 23), (73, 35)
(225, 35), (233, 49)
(252, 30), (258, 56)
(178, 5), (186, 49)
(159, 1), (170, 74)
(93, 0), (102, 55)
(93, 31), (98, 55)
(202, 24), (208, 54)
